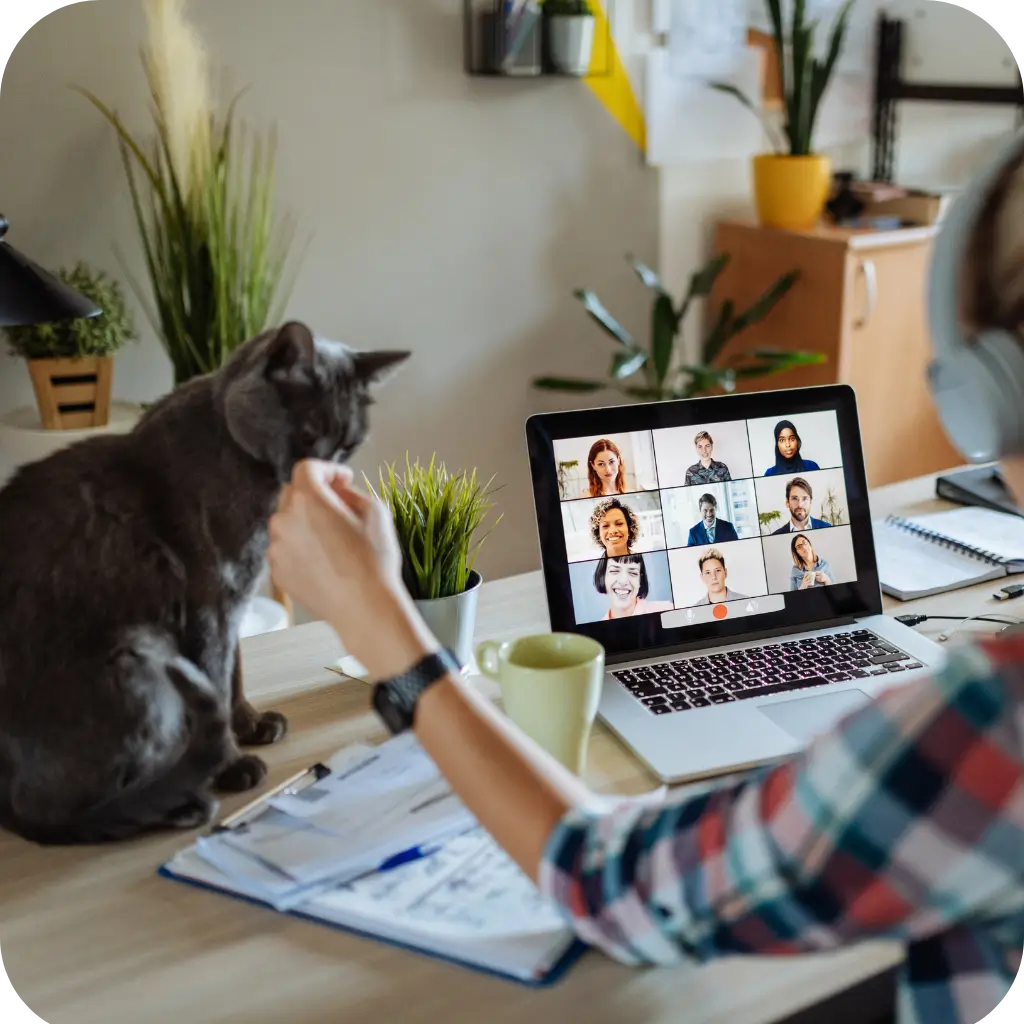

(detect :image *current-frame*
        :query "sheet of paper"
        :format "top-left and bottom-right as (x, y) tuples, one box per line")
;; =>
(314, 826), (565, 941)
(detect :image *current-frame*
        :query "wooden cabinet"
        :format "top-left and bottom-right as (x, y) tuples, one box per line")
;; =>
(708, 219), (964, 488)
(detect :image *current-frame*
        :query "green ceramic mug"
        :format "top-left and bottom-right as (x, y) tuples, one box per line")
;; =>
(475, 633), (605, 775)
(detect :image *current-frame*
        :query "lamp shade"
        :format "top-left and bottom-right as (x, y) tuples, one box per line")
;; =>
(0, 214), (103, 327)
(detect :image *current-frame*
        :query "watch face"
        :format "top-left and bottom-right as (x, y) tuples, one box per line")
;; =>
(372, 683), (409, 734)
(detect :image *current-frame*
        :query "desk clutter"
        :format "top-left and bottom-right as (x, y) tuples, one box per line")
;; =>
(872, 506), (1024, 600)
(161, 733), (585, 985)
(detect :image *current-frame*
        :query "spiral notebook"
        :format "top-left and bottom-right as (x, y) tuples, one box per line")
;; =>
(873, 507), (1024, 600)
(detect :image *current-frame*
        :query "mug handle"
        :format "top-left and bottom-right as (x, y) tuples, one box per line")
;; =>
(475, 640), (502, 681)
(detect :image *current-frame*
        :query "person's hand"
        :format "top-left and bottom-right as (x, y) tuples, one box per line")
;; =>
(815, 572), (832, 585)
(267, 460), (439, 680)
(800, 571), (815, 589)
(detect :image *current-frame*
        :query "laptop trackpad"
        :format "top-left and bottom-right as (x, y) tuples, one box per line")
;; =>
(758, 689), (872, 744)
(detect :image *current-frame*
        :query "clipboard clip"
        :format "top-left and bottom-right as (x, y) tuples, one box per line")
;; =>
(210, 761), (331, 834)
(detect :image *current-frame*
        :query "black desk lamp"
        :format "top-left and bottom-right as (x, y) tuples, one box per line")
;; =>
(0, 213), (102, 326)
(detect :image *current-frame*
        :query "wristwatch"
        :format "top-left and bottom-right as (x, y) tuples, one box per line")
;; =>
(371, 647), (462, 734)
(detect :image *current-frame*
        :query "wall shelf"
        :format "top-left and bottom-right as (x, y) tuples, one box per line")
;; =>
(462, 1), (614, 79)
(872, 13), (1023, 182)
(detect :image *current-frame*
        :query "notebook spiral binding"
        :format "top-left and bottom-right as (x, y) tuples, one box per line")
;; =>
(886, 515), (1007, 566)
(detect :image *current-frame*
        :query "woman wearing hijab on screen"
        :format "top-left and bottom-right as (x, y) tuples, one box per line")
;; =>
(763, 420), (821, 476)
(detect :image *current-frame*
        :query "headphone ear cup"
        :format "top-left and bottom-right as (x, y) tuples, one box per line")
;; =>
(928, 328), (1024, 462)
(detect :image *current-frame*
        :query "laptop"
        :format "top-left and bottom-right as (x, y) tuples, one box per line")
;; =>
(525, 383), (947, 783)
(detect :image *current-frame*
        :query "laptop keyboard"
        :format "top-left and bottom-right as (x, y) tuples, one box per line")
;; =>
(612, 629), (924, 716)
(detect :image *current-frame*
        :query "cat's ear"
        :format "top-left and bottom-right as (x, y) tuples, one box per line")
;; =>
(353, 350), (411, 387)
(353, 350), (411, 386)
(265, 322), (316, 385)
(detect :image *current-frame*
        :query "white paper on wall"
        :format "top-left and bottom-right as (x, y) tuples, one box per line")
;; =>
(666, 0), (749, 79)
(645, 44), (768, 166)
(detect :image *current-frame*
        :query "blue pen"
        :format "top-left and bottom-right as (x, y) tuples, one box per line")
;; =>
(377, 843), (441, 873)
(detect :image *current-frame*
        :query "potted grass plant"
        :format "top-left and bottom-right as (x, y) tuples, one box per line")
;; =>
(367, 454), (503, 667)
(543, 0), (596, 76)
(3, 262), (137, 430)
(712, 0), (854, 229)
(75, 0), (297, 387)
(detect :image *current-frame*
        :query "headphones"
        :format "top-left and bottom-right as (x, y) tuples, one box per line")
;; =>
(926, 128), (1024, 462)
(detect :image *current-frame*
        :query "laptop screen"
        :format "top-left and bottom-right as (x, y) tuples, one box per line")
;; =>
(525, 385), (883, 661)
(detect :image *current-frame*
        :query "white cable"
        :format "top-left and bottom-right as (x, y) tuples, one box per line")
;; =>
(936, 613), (1023, 642)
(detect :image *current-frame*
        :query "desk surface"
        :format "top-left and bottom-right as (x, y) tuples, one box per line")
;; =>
(1, 471), (1013, 1024)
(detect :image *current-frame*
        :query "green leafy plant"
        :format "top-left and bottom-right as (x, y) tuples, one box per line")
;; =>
(711, 0), (854, 155)
(3, 262), (138, 360)
(818, 486), (846, 526)
(533, 252), (823, 402)
(75, 0), (298, 386)
(366, 454), (504, 601)
(557, 459), (580, 499)
(758, 509), (783, 532)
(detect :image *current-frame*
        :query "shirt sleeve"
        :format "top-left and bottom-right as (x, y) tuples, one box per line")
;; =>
(537, 641), (1024, 967)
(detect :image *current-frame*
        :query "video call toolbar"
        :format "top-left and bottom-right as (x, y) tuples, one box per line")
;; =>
(552, 412), (858, 625)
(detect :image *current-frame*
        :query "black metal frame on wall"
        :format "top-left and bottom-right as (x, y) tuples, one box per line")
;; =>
(462, 0), (614, 78)
(872, 13), (1024, 183)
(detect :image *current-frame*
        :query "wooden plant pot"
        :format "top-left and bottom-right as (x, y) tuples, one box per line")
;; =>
(27, 356), (114, 430)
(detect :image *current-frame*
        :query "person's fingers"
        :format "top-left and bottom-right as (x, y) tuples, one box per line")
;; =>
(293, 458), (354, 493)
(327, 475), (376, 519)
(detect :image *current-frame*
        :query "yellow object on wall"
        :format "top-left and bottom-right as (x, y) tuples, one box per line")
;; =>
(583, 1), (645, 152)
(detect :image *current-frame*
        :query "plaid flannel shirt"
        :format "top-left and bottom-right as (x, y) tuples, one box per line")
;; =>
(539, 637), (1024, 1024)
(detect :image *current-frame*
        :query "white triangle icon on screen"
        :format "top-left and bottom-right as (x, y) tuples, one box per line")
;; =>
(746, 603), (754, 612)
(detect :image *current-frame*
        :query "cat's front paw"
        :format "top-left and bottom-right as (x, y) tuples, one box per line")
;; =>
(165, 791), (219, 830)
(233, 703), (288, 746)
(213, 754), (268, 793)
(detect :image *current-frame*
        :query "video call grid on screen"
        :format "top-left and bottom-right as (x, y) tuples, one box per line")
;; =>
(553, 412), (859, 624)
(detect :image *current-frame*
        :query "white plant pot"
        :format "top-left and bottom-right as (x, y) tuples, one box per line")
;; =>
(412, 571), (482, 669)
(239, 596), (291, 638)
(548, 14), (595, 76)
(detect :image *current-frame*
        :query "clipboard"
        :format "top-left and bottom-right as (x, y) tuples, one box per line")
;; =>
(159, 738), (588, 986)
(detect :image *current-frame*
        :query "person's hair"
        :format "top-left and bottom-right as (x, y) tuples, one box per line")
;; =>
(589, 497), (639, 549)
(593, 553), (650, 599)
(791, 533), (816, 569)
(773, 419), (808, 471)
(698, 547), (726, 573)
(698, 492), (717, 510)
(694, 430), (713, 448)
(585, 438), (627, 497)
(786, 476), (813, 501)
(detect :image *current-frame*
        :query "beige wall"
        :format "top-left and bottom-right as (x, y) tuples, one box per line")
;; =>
(0, 0), (659, 584)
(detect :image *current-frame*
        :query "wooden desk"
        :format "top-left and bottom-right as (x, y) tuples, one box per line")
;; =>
(1, 471), (1013, 1024)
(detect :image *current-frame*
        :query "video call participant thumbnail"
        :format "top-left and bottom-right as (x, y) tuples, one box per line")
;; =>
(696, 547), (748, 605)
(763, 419), (821, 477)
(684, 430), (732, 485)
(686, 493), (739, 546)
(789, 534), (834, 590)
(772, 476), (832, 534)
(589, 497), (638, 557)
(579, 438), (627, 498)
(592, 554), (673, 619)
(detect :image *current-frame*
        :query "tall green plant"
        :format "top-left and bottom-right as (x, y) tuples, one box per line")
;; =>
(712, 0), (854, 156)
(75, 0), (297, 385)
(366, 454), (503, 601)
(533, 252), (822, 402)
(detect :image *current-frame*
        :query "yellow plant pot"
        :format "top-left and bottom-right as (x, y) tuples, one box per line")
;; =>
(752, 154), (832, 230)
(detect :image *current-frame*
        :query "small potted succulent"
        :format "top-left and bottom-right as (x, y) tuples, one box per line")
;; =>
(3, 261), (137, 430)
(366, 453), (503, 667)
(543, 0), (595, 76)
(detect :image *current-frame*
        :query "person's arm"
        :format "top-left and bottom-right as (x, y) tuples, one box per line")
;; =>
(537, 639), (1023, 967)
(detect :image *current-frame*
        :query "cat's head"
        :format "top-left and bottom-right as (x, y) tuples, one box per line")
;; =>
(216, 321), (409, 479)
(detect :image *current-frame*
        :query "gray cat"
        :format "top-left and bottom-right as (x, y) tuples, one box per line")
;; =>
(0, 321), (409, 845)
